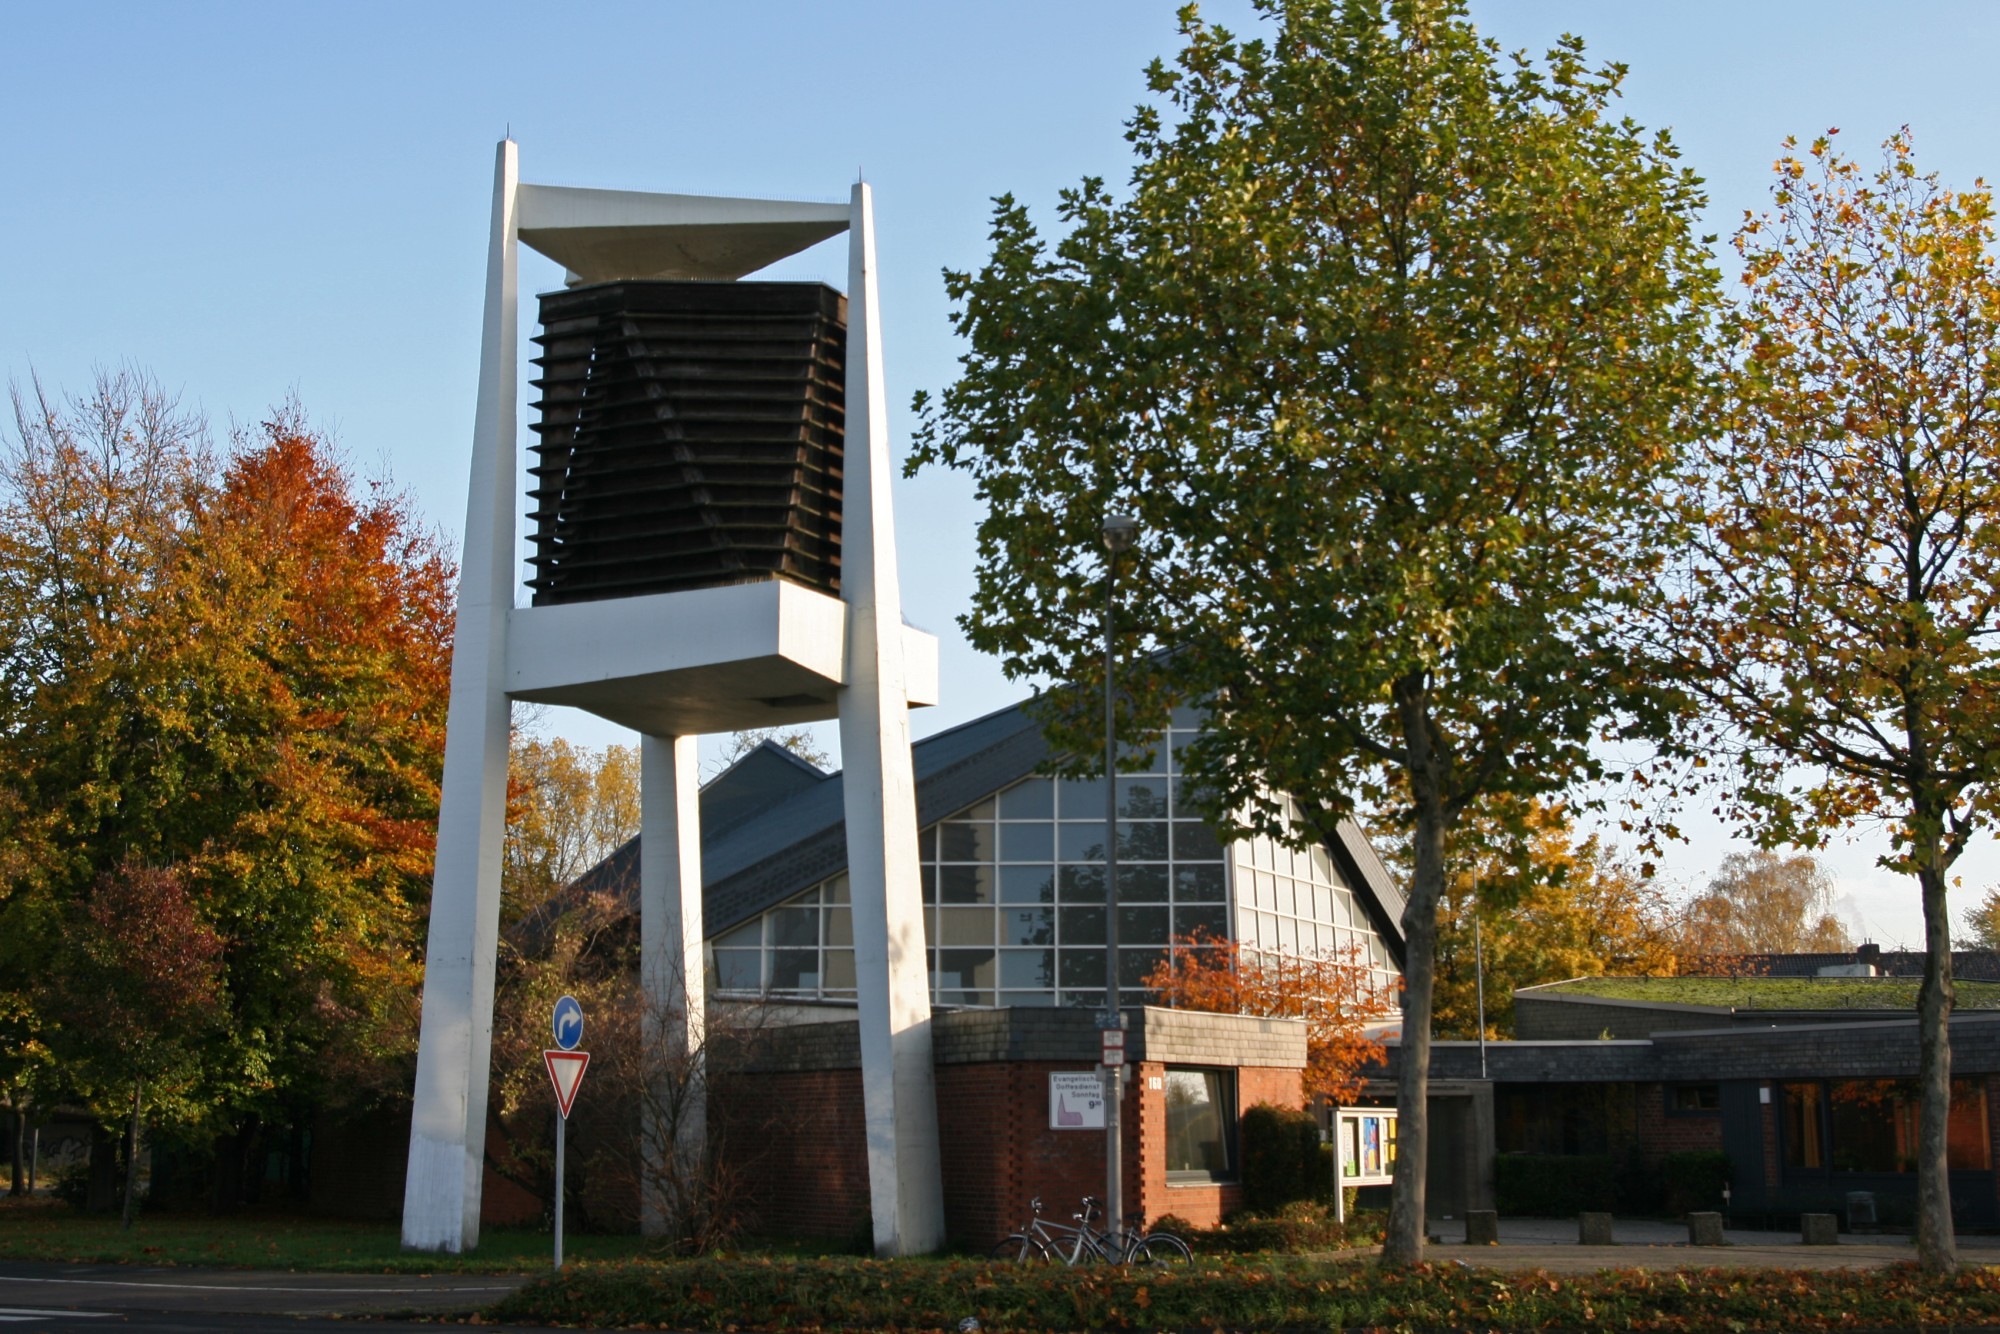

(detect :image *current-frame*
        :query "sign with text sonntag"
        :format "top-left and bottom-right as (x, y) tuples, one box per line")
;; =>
(1049, 1072), (1106, 1129)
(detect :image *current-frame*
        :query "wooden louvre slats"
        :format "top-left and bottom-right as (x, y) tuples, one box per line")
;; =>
(527, 280), (846, 605)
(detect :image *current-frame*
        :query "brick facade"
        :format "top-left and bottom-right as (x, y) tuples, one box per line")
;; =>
(1631, 1082), (1723, 1163)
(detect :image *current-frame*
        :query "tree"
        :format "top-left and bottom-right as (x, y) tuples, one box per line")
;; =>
(910, 0), (1716, 1262)
(0, 376), (453, 1191)
(1677, 851), (1851, 959)
(1144, 932), (1397, 1102)
(1662, 129), (2000, 1272)
(1960, 889), (2000, 950)
(1405, 802), (1678, 1039)
(505, 736), (642, 921)
(59, 860), (223, 1228)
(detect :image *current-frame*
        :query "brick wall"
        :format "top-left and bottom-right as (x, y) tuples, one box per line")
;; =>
(1631, 1082), (1722, 1162)
(718, 1067), (871, 1242)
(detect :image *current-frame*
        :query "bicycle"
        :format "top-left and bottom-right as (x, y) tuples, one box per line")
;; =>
(989, 1195), (1192, 1267)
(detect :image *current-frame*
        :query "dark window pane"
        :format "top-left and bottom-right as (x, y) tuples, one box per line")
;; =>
(1176, 864), (1227, 902)
(1059, 950), (1106, 987)
(1119, 738), (1168, 775)
(1060, 865), (1105, 903)
(1000, 865), (1056, 904)
(1172, 820), (1225, 862)
(1060, 906), (1106, 946)
(939, 907), (995, 946)
(919, 825), (938, 861)
(770, 949), (819, 992)
(1121, 947), (1167, 987)
(1000, 948), (1055, 989)
(1672, 1084), (1720, 1112)
(823, 875), (850, 904)
(1164, 1069), (1233, 1178)
(938, 821), (994, 862)
(1829, 1080), (1905, 1173)
(1118, 905), (1170, 945)
(771, 907), (819, 948)
(1057, 774), (1109, 817)
(1170, 774), (1219, 821)
(1002, 907), (1054, 946)
(1169, 705), (1208, 729)
(1058, 823), (1107, 863)
(1951, 1079), (1991, 1170)
(1175, 905), (1229, 941)
(825, 907), (853, 947)
(1119, 865), (1170, 902)
(938, 864), (995, 905)
(1120, 821), (1171, 861)
(1001, 989), (1058, 1007)
(1117, 778), (1171, 819)
(712, 949), (760, 991)
(921, 864), (937, 904)
(937, 947), (996, 990)
(1061, 989), (1106, 1010)
(961, 797), (998, 820)
(997, 778), (1054, 820)
(999, 821), (1055, 862)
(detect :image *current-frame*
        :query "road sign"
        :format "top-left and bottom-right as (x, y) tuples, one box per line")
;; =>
(552, 994), (584, 1050)
(1100, 1028), (1125, 1067)
(544, 1049), (590, 1119)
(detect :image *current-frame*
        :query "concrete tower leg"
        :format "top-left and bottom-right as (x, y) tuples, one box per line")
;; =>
(402, 138), (519, 1254)
(838, 181), (946, 1256)
(640, 733), (704, 1239)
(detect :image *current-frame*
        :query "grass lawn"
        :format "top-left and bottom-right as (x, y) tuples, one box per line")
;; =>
(1537, 974), (2000, 1011)
(492, 1252), (2000, 1332)
(0, 1195), (649, 1272)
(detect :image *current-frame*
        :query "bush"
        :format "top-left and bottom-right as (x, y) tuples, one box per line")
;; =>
(1239, 1103), (1322, 1215)
(1157, 1201), (1380, 1254)
(1661, 1149), (1733, 1217)
(1494, 1153), (1616, 1216)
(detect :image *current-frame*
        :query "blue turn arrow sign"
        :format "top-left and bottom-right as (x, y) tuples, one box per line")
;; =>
(552, 994), (584, 1051)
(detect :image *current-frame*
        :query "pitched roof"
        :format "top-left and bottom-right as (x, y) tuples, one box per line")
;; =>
(558, 694), (1407, 950)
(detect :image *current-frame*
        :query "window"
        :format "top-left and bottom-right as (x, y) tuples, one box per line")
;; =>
(1671, 1083), (1720, 1113)
(1783, 1082), (1825, 1169)
(1163, 1068), (1235, 1182)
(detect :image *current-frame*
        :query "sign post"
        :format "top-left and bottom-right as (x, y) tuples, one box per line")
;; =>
(545, 995), (589, 1270)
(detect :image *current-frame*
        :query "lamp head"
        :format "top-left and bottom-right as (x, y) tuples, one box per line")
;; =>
(1102, 513), (1140, 553)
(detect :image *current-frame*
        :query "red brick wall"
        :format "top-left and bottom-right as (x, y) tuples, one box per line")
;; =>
(1631, 1083), (1723, 1162)
(716, 1059), (1304, 1247)
(718, 1067), (872, 1241)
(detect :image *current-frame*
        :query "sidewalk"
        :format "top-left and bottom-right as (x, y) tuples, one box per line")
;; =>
(1407, 1215), (2000, 1273)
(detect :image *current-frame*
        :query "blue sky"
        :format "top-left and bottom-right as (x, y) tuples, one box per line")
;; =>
(7, 1), (2000, 945)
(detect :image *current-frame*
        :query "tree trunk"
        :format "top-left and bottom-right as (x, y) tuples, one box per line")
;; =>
(1383, 686), (1447, 1266)
(1914, 854), (1957, 1272)
(121, 1076), (143, 1231)
(8, 1101), (23, 1197)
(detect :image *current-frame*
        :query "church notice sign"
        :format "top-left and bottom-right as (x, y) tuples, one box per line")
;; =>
(1050, 1072), (1106, 1129)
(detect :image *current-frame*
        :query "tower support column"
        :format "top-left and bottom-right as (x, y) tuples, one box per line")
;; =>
(640, 733), (705, 1238)
(402, 138), (519, 1255)
(838, 181), (946, 1256)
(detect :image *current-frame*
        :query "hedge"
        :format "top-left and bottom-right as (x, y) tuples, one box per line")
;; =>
(1239, 1103), (1322, 1214)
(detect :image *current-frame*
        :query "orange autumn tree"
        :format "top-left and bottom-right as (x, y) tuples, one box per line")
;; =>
(1144, 931), (1399, 1104)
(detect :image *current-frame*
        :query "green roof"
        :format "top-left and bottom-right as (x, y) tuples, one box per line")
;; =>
(1531, 975), (2000, 1011)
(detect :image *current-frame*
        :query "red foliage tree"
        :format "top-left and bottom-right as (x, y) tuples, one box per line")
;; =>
(1143, 931), (1399, 1105)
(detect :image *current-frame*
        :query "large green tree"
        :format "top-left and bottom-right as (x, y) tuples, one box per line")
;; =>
(0, 374), (453, 1184)
(1664, 130), (2000, 1271)
(911, 0), (1716, 1262)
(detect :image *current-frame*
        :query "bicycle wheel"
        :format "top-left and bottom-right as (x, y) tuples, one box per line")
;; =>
(989, 1233), (1054, 1264)
(1131, 1233), (1193, 1267)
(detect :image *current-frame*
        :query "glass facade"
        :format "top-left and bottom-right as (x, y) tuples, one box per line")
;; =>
(1782, 1078), (1991, 1173)
(706, 726), (1398, 1009)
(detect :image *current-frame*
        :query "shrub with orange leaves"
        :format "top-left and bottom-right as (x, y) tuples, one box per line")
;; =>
(1143, 930), (1398, 1104)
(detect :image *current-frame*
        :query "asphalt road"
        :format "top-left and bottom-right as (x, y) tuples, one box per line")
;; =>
(0, 1263), (543, 1332)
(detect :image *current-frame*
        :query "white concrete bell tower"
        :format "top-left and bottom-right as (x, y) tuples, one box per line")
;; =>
(400, 140), (945, 1257)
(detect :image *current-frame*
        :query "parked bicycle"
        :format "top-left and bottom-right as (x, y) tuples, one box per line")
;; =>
(990, 1195), (1192, 1267)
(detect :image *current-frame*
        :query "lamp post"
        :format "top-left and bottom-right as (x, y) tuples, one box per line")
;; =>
(1100, 512), (1139, 1246)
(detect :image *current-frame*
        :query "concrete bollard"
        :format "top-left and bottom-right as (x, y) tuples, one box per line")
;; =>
(1687, 1212), (1725, 1246)
(1578, 1212), (1615, 1245)
(1465, 1210), (1499, 1245)
(1800, 1213), (1838, 1245)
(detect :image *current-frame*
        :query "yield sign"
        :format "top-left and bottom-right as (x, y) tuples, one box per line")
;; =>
(544, 1049), (590, 1119)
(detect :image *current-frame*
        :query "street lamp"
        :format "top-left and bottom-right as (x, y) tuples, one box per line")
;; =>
(1101, 512), (1139, 1246)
